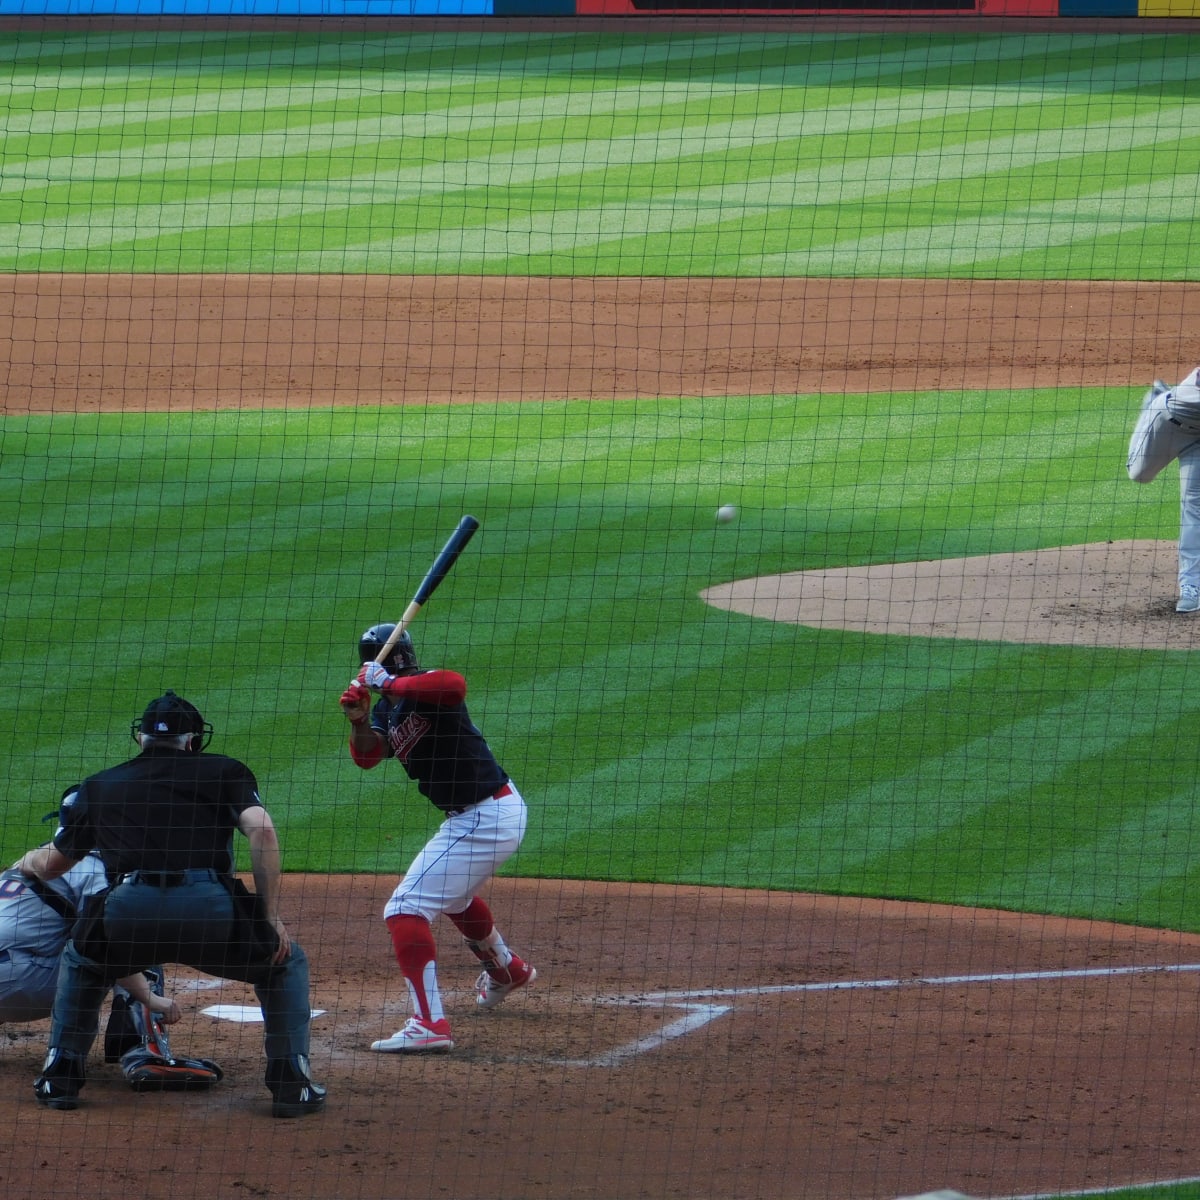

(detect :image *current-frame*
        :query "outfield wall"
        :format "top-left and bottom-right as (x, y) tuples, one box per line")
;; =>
(0, 0), (1197, 14)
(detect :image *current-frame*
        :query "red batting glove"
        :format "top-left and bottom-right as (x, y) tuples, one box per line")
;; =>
(340, 683), (371, 724)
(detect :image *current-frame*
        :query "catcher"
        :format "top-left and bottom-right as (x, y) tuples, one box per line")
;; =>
(1127, 367), (1200, 612)
(1, 848), (221, 1091)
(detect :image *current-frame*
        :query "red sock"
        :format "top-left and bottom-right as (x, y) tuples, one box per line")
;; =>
(446, 896), (494, 943)
(386, 914), (438, 1022)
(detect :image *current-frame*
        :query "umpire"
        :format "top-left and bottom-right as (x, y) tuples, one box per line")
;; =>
(16, 690), (325, 1118)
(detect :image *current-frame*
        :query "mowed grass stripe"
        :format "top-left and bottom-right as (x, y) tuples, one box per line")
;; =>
(0, 27), (1069, 88)
(719, 654), (1183, 900)
(5, 395), (1200, 922)
(5, 31), (1198, 273)
(6, 62), (1161, 187)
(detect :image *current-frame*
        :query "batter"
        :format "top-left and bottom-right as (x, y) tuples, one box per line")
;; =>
(339, 624), (536, 1053)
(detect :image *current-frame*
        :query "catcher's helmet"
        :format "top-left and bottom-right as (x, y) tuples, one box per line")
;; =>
(132, 690), (213, 752)
(358, 624), (419, 674)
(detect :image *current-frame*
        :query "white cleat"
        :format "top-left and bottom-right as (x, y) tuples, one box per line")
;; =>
(475, 957), (537, 1011)
(370, 1016), (454, 1053)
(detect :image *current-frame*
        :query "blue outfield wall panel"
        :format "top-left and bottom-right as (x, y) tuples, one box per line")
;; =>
(0, 0), (494, 11)
(1059, 0), (1137, 9)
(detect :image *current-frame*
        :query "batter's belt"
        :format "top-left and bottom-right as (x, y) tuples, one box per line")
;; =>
(444, 780), (514, 817)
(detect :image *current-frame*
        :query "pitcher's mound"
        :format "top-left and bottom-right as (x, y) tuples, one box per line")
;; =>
(701, 539), (1195, 650)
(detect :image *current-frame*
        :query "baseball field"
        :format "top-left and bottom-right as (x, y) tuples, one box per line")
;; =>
(4, 20), (1200, 1200)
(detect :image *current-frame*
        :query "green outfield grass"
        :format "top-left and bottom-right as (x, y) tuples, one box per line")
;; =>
(1101, 1186), (1200, 1200)
(4, 389), (1195, 939)
(4, 30), (1198, 1195)
(0, 28), (1197, 277)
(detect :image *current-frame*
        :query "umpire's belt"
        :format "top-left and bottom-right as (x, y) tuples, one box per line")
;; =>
(119, 868), (225, 888)
(445, 780), (513, 817)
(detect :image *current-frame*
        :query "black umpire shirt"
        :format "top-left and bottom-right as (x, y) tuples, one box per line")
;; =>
(52, 745), (263, 878)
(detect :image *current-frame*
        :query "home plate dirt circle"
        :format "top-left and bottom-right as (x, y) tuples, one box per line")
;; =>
(6, 875), (1200, 1200)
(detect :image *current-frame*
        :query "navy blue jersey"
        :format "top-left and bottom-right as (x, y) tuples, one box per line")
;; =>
(370, 671), (507, 812)
(52, 745), (262, 877)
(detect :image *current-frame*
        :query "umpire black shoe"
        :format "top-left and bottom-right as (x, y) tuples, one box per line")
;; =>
(265, 1054), (326, 1119)
(34, 1049), (86, 1111)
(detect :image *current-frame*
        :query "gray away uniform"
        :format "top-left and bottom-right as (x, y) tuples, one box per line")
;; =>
(0, 855), (107, 1023)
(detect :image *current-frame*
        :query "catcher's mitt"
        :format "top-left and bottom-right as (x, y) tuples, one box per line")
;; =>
(121, 1046), (224, 1092)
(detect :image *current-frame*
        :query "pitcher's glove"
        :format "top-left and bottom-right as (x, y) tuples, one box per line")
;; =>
(121, 1046), (224, 1092)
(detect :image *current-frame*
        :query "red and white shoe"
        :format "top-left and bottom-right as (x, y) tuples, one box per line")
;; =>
(370, 1017), (454, 1053)
(475, 956), (537, 1011)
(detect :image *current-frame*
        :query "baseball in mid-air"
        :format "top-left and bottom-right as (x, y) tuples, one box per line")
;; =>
(716, 504), (737, 524)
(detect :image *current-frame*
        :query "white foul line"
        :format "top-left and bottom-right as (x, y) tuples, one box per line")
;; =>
(546, 1003), (731, 1069)
(547, 961), (1200, 1069)
(632, 960), (1200, 1003)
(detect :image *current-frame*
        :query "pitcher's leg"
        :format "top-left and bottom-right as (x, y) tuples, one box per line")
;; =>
(1177, 444), (1200, 606)
(1128, 384), (1190, 483)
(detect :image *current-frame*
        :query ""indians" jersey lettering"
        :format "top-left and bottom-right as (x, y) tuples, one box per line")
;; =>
(389, 712), (431, 763)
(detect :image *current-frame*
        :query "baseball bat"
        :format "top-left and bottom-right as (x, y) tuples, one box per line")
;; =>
(373, 515), (481, 664)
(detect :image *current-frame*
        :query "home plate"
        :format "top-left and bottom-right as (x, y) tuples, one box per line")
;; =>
(202, 1004), (325, 1023)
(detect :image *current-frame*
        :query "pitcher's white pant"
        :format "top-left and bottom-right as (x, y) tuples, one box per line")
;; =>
(385, 784), (527, 923)
(1127, 379), (1200, 592)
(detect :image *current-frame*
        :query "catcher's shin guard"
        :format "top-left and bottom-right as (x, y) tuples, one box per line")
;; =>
(104, 967), (169, 1062)
(129, 994), (173, 1059)
(119, 985), (225, 1092)
(103, 992), (138, 1063)
(121, 1046), (224, 1092)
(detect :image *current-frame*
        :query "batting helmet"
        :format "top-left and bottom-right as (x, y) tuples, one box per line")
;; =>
(132, 691), (213, 752)
(358, 624), (419, 674)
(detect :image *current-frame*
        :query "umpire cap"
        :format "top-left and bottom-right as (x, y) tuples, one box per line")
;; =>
(133, 691), (213, 749)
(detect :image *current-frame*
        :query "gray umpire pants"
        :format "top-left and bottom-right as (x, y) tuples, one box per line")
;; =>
(49, 874), (312, 1063)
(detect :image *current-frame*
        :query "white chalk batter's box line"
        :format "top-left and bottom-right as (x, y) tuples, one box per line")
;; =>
(553, 961), (1200, 1069)
(190, 961), (1200, 1069)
